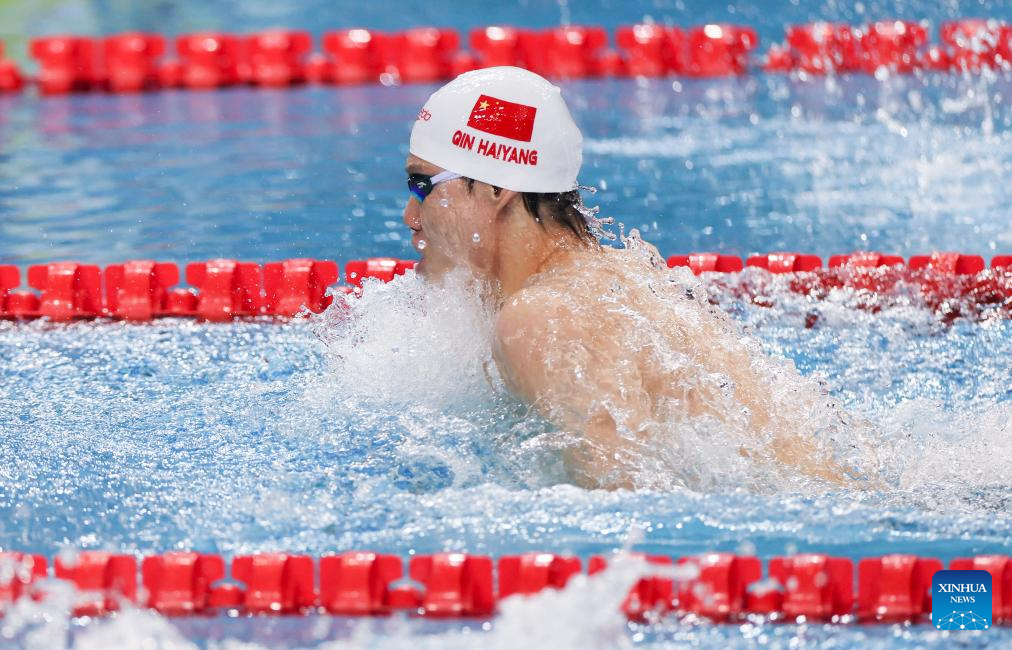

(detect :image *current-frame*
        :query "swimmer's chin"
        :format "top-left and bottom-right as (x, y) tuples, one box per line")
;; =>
(412, 258), (468, 284)
(413, 258), (441, 280)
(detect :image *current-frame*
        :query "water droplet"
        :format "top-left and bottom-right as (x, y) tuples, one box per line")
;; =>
(417, 239), (427, 250)
(439, 198), (449, 208)
(472, 233), (481, 243)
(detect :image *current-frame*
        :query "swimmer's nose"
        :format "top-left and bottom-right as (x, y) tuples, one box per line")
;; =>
(403, 197), (422, 232)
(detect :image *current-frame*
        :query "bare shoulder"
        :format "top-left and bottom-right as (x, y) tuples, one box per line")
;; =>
(495, 251), (636, 352)
(494, 283), (577, 347)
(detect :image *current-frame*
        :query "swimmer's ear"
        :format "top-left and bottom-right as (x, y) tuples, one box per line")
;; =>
(491, 186), (519, 214)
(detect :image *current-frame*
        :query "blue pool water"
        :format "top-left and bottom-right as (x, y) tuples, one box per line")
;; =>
(3, 75), (1012, 265)
(2, 1), (1012, 648)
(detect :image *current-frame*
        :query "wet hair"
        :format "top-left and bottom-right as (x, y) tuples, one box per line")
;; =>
(465, 178), (598, 245)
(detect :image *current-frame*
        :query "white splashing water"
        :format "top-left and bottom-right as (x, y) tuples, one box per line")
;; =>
(73, 609), (195, 650)
(705, 270), (1012, 491)
(291, 251), (1012, 503)
(293, 259), (892, 494)
(885, 401), (1012, 489)
(311, 270), (502, 411)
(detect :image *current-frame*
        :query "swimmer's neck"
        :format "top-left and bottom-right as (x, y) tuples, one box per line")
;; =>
(490, 214), (589, 299)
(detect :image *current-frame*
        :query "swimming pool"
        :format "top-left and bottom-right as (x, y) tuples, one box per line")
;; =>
(2, 1), (1012, 648)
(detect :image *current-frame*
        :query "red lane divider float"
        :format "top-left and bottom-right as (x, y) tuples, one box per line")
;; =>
(498, 553), (581, 599)
(941, 20), (1012, 72)
(173, 33), (244, 89)
(319, 552), (405, 615)
(142, 552), (226, 615)
(229, 553), (317, 614)
(105, 33), (165, 92)
(391, 28), (462, 84)
(765, 19), (1012, 74)
(319, 29), (383, 85)
(675, 553), (763, 620)
(469, 26), (523, 70)
(53, 552), (138, 617)
(766, 21), (928, 74)
(907, 252), (986, 275)
(264, 258), (339, 317)
(667, 251), (1012, 323)
(186, 260), (262, 321)
(0, 41), (24, 92)
(521, 27), (618, 79)
(344, 258), (415, 287)
(685, 24), (758, 77)
(0, 257), (416, 322)
(247, 30), (313, 87)
(105, 261), (181, 321)
(746, 252), (821, 273)
(0, 552), (47, 605)
(666, 253), (744, 275)
(30, 36), (100, 94)
(27, 262), (103, 320)
(3, 550), (1006, 623)
(858, 555), (941, 623)
(766, 23), (861, 74)
(410, 553), (495, 617)
(3, 17), (1010, 97)
(615, 25), (683, 78)
(766, 554), (853, 621)
(2, 252), (1012, 323)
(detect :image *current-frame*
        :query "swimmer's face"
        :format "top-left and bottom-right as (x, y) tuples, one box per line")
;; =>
(402, 154), (504, 281)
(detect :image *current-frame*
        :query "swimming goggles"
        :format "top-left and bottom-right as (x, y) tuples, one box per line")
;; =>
(408, 171), (462, 203)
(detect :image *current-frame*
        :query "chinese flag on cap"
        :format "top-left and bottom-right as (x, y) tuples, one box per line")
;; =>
(466, 94), (537, 142)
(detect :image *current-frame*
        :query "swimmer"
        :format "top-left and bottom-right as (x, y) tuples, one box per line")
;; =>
(403, 67), (864, 490)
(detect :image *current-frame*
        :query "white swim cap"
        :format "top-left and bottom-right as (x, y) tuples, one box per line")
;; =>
(409, 66), (583, 193)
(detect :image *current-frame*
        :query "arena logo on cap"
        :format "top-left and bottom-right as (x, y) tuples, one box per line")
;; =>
(931, 570), (992, 631)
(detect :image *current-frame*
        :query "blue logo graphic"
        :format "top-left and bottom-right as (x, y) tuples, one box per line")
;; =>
(932, 570), (992, 631)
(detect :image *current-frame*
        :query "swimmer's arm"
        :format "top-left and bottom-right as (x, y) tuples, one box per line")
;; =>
(696, 318), (858, 487)
(493, 295), (649, 490)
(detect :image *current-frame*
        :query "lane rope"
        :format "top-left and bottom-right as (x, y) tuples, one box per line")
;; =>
(2, 253), (1010, 323)
(1, 550), (1008, 624)
(1, 19), (1010, 95)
